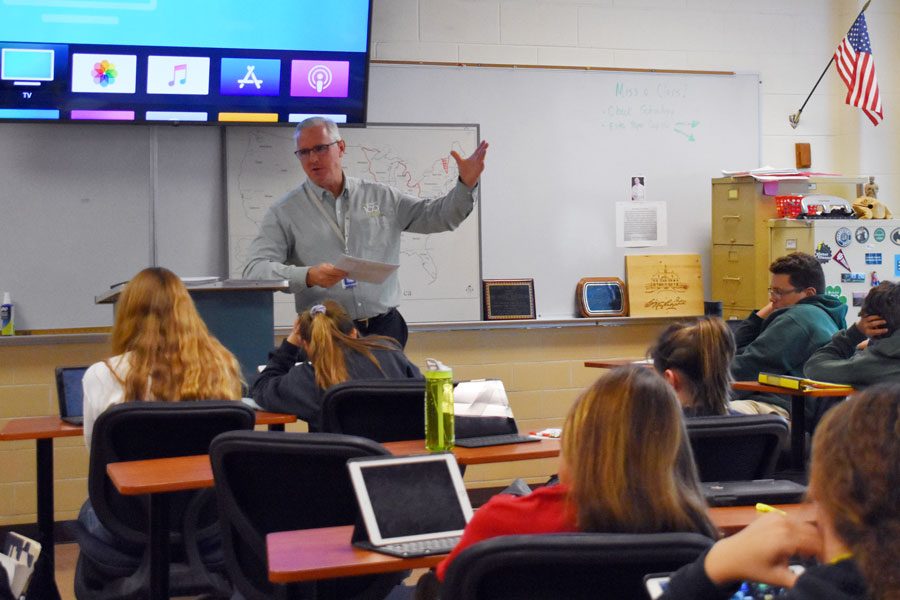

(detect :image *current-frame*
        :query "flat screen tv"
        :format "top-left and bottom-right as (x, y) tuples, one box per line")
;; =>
(0, 0), (372, 124)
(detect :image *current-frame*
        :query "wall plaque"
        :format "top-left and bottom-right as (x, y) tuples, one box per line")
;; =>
(576, 277), (628, 317)
(482, 279), (536, 320)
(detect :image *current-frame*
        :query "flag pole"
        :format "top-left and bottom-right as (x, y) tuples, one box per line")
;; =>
(789, 0), (872, 129)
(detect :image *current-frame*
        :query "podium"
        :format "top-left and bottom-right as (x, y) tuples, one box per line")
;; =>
(97, 279), (289, 385)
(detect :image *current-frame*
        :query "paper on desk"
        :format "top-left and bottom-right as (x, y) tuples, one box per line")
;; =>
(335, 254), (399, 284)
(454, 380), (513, 418)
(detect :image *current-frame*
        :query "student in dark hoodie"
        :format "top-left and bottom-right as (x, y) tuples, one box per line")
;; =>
(804, 281), (900, 387)
(660, 382), (900, 600)
(251, 299), (422, 430)
(729, 252), (847, 418)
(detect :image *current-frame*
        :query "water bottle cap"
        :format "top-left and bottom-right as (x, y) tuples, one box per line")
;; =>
(1, 292), (9, 305)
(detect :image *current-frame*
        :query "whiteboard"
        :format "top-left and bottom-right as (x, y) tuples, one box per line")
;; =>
(367, 64), (760, 318)
(225, 123), (482, 325)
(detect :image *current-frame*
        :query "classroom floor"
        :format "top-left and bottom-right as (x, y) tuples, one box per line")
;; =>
(54, 544), (425, 600)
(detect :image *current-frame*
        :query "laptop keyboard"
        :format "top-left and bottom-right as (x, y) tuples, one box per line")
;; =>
(380, 536), (461, 556)
(454, 433), (540, 448)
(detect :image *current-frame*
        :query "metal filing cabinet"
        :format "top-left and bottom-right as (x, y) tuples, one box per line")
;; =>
(711, 177), (866, 320)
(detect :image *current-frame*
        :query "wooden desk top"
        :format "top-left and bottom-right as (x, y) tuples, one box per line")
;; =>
(382, 438), (561, 465)
(0, 410), (295, 442)
(267, 525), (442, 583)
(732, 381), (853, 398)
(108, 454), (212, 495)
(583, 358), (648, 369)
(0, 416), (82, 441)
(266, 503), (817, 583)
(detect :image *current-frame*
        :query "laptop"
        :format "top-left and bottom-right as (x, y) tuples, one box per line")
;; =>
(347, 453), (473, 558)
(54, 366), (88, 426)
(701, 479), (807, 507)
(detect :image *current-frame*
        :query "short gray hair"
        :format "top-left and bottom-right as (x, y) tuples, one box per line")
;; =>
(293, 117), (342, 143)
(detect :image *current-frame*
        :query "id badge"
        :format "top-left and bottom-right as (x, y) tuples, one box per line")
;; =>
(342, 278), (357, 289)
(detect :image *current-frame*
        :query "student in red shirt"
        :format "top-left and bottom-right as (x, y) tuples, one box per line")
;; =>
(434, 365), (718, 582)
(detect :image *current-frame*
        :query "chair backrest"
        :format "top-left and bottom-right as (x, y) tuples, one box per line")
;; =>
(441, 532), (714, 600)
(88, 400), (255, 548)
(319, 379), (426, 442)
(686, 414), (789, 481)
(209, 430), (403, 600)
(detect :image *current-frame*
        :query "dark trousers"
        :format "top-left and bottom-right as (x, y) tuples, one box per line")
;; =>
(354, 307), (408, 348)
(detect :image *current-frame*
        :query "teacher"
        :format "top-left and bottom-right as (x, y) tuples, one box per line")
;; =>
(243, 117), (488, 347)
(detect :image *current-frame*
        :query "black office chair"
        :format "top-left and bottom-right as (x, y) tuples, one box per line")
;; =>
(72, 400), (255, 600)
(441, 532), (714, 600)
(319, 379), (426, 442)
(209, 430), (407, 600)
(686, 414), (789, 481)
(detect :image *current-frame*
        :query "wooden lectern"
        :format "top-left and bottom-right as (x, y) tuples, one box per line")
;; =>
(97, 279), (289, 385)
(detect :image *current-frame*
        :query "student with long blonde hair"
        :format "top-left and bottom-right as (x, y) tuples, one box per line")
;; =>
(433, 365), (718, 581)
(649, 316), (739, 416)
(251, 299), (421, 429)
(82, 267), (242, 448)
(661, 382), (900, 600)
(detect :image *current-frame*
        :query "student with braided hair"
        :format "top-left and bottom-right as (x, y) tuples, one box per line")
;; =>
(649, 316), (740, 416)
(251, 299), (421, 429)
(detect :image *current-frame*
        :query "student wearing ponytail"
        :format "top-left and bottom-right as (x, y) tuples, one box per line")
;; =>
(251, 300), (422, 429)
(649, 316), (740, 416)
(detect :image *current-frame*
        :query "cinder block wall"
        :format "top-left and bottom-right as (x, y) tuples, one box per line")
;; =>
(0, 321), (663, 526)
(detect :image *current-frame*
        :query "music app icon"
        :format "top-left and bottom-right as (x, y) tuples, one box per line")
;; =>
(146, 56), (209, 95)
(290, 60), (348, 98)
(168, 64), (187, 86)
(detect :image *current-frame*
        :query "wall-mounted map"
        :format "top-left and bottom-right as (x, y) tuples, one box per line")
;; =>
(226, 123), (482, 326)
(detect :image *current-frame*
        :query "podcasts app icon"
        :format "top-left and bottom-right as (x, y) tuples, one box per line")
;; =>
(290, 60), (348, 98)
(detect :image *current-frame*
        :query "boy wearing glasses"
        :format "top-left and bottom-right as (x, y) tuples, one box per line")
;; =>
(729, 252), (847, 417)
(804, 281), (900, 387)
(243, 117), (489, 348)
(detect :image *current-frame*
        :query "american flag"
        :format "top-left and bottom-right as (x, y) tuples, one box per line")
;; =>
(834, 13), (882, 125)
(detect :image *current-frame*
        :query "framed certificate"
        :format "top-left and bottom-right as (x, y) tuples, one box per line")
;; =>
(482, 279), (536, 320)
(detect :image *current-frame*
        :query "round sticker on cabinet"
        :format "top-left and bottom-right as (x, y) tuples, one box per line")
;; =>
(892, 228), (900, 246)
(874, 228), (886, 242)
(835, 227), (853, 248)
(855, 227), (869, 244)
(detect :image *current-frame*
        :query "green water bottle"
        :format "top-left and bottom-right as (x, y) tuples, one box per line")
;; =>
(424, 358), (454, 452)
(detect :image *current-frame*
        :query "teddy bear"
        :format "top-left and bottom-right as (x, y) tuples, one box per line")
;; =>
(852, 196), (893, 219)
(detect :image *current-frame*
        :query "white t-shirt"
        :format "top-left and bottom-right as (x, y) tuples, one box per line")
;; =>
(82, 353), (133, 450)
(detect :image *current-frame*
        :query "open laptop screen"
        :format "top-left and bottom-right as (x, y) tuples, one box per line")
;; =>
(348, 453), (472, 545)
(55, 366), (88, 419)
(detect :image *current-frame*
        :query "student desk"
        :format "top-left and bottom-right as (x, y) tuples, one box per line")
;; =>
(0, 410), (296, 600)
(265, 503), (818, 584)
(731, 381), (853, 469)
(105, 437), (560, 600)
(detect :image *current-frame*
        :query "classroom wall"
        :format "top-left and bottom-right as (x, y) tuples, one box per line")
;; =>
(3, 0), (899, 526)
(371, 0), (900, 203)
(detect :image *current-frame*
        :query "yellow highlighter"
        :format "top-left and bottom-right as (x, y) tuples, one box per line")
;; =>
(755, 502), (787, 516)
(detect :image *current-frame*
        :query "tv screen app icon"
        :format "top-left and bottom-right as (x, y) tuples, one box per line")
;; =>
(219, 57), (280, 96)
(290, 60), (349, 98)
(146, 55), (210, 95)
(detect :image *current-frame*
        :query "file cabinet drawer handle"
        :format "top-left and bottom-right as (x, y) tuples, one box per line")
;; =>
(721, 215), (742, 220)
(722, 277), (742, 282)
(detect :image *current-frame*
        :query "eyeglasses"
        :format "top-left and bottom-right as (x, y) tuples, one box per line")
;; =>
(767, 286), (803, 298)
(294, 141), (339, 160)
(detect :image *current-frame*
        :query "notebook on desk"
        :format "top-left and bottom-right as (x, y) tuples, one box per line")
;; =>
(55, 366), (88, 426)
(347, 453), (473, 558)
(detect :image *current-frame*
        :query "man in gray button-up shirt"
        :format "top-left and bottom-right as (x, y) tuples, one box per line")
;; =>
(243, 117), (489, 346)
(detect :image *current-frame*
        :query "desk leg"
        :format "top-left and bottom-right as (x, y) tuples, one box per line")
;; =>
(790, 396), (806, 471)
(27, 439), (62, 600)
(148, 494), (170, 600)
(267, 424), (285, 432)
